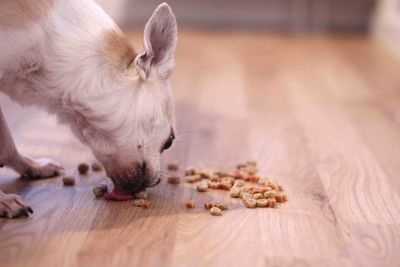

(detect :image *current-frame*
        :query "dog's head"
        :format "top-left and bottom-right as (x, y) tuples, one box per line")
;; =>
(63, 3), (177, 193)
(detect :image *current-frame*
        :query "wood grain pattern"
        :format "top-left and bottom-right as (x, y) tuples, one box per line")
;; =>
(1, 31), (400, 267)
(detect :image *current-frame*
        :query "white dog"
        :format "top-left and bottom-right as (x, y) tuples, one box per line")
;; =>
(0, 0), (177, 218)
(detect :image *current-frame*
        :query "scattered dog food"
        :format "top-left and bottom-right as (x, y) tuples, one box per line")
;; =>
(142, 201), (150, 209)
(91, 162), (103, 172)
(196, 182), (208, 192)
(203, 202), (228, 210)
(167, 163), (179, 171)
(230, 187), (241, 198)
(256, 198), (268, 207)
(93, 184), (108, 197)
(185, 200), (195, 209)
(182, 161), (287, 211)
(133, 198), (151, 209)
(78, 163), (89, 175)
(167, 176), (181, 184)
(62, 176), (75, 186)
(135, 191), (148, 200)
(186, 174), (201, 183)
(185, 167), (196, 176)
(210, 207), (223, 216)
(244, 198), (257, 208)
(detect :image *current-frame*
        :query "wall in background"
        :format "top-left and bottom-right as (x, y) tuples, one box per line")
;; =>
(95, 0), (375, 32)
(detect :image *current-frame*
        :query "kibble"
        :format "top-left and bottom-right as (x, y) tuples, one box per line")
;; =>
(253, 193), (263, 199)
(267, 198), (276, 208)
(186, 174), (201, 183)
(185, 200), (195, 208)
(63, 176), (75, 186)
(185, 168), (196, 176)
(167, 176), (181, 184)
(210, 207), (222, 216)
(196, 182), (208, 192)
(241, 192), (253, 200)
(142, 201), (150, 209)
(91, 162), (103, 172)
(78, 163), (89, 175)
(234, 180), (245, 187)
(244, 198), (257, 208)
(93, 184), (108, 197)
(167, 163), (179, 171)
(264, 191), (275, 199)
(181, 161), (287, 212)
(230, 187), (241, 198)
(256, 198), (268, 207)
(133, 199), (146, 207)
(135, 191), (148, 200)
(203, 202), (228, 210)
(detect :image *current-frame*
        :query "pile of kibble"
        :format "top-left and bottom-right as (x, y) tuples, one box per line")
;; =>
(167, 161), (288, 216)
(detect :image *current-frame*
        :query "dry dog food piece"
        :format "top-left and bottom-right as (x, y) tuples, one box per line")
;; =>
(230, 187), (241, 198)
(234, 180), (245, 187)
(274, 192), (286, 203)
(167, 163), (179, 171)
(213, 171), (230, 178)
(142, 200), (150, 209)
(209, 182), (219, 189)
(209, 174), (220, 182)
(78, 163), (89, 175)
(256, 198), (268, 207)
(240, 192), (253, 200)
(93, 184), (108, 197)
(167, 176), (181, 184)
(185, 200), (195, 208)
(91, 162), (103, 172)
(253, 193), (263, 199)
(214, 203), (228, 210)
(198, 170), (211, 179)
(135, 191), (148, 200)
(267, 198), (276, 208)
(204, 202), (213, 209)
(203, 202), (227, 210)
(282, 193), (288, 202)
(216, 182), (232, 190)
(133, 199), (146, 207)
(244, 198), (257, 208)
(210, 207), (223, 216)
(186, 174), (201, 183)
(63, 176), (75, 186)
(196, 183), (208, 192)
(185, 168), (196, 176)
(264, 191), (275, 199)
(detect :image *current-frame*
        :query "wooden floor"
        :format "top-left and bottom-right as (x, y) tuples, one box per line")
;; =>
(1, 31), (400, 267)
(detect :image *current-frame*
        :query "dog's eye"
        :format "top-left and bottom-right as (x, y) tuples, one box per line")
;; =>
(161, 133), (174, 152)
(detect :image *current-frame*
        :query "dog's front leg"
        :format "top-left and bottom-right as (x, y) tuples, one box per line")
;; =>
(0, 106), (62, 218)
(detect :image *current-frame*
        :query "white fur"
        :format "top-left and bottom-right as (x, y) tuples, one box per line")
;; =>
(0, 0), (178, 198)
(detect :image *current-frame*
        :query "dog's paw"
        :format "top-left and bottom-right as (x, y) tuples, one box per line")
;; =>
(0, 193), (33, 218)
(21, 157), (64, 179)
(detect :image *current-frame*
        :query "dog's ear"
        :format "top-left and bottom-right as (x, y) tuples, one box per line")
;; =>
(133, 3), (177, 80)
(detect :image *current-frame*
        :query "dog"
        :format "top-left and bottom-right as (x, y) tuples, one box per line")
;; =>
(0, 0), (177, 218)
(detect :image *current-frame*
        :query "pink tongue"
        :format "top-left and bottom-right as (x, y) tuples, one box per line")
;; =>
(104, 189), (134, 201)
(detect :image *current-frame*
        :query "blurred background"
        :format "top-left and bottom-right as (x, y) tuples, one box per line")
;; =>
(95, 0), (399, 58)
